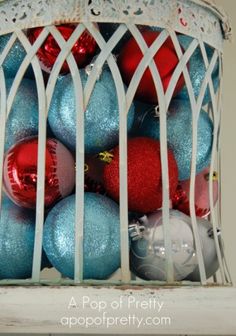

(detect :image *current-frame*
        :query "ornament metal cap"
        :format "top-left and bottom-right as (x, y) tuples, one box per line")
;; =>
(98, 151), (114, 164)
(207, 227), (221, 238)
(128, 219), (146, 241)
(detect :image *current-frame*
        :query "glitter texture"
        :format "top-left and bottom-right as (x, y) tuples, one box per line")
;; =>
(137, 99), (213, 180)
(103, 137), (178, 214)
(130, 209), (197, 281)
(5, 78), (39, 151)
(43, 193), (121, 279)
(48, 68), (135, 154)
(0, 197), (48, 279)
(0, 33), (33, 78)
(177, 35), (219, 105)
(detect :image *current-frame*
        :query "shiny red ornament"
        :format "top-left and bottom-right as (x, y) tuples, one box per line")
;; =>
(172, 168), (219, 218)
(3, 137), (75, 209)
(118, 31), (185, 104)
(103, 137), (178, 214)
(28, 25), (97, 74)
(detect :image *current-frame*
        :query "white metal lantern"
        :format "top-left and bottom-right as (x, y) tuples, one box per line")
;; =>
(0, 0), (232, 287)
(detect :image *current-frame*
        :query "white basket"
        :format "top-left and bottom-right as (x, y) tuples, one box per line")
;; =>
(0, 0), (232, 286)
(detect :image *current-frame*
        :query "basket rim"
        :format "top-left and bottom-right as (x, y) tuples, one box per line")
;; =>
(191, 0), (232, 40)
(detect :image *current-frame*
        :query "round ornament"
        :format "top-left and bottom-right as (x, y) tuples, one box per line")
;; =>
(137, 99), (213, 180)
(0, 33), (33, 78)
(0, 197), (48, 279)
(48, 68), (135, 153)
(5, 78), (39, 151)
(177, 35), (219, 105)
(186, 218), (221, 281)
(118, 31), (185, 104)
(172, 168), (218, 218)
(3, 137), (75, 209)
(129, 210), (197, 281)
(28, 25), (97, 74)
(103, 137), (178, 214)
(43, 193), (121, 279)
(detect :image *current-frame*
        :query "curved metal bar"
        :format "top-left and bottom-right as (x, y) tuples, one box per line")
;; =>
(0, 32), (17, 66)
(46, 24), (86, 111)
(46, 25), (85, 283)
(0, 67), (7, 214)
(126, 25), (174, 283)
(199, 41), (226, 284)
(13, 29), (47, 282)
(84, 21), (131, 282)
(84, 23), (128, 109)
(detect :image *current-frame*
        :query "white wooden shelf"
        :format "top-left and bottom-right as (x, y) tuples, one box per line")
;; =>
(0, 286), (235, 335)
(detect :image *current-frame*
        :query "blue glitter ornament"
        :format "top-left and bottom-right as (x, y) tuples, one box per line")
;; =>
(48, 69), (135, 154)
(0, 197), (49, 279)
(177, 35), (219, 105)
(0, 33), (33, 79)
(137, 99), (213, 180)
(43, 193), (121, 279)
(5, 78), (38, 151)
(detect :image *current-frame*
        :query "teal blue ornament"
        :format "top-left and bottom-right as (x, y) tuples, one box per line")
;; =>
(177, 35), (219, 105)
(43, 193), (121, 279)
(0, 197), (49, 279)
(137, 99), (213, 180)
(0, 33), (33, 79)
(48, 68), (135, 154)
(4, 78), (38, 151)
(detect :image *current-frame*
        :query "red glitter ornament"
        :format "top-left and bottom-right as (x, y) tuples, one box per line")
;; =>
(28, 25), (97, 74)
(118, 31), (185, 104)
(3, 137), (75, 209)
(172, 168), (219, 218)
(103, 137), (178, 214)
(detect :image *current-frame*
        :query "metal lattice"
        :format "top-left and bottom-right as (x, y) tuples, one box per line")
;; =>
(0, 0), (232, 286)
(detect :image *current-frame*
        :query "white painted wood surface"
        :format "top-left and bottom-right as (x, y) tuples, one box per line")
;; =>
(0, 286), (236, 335)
